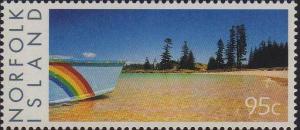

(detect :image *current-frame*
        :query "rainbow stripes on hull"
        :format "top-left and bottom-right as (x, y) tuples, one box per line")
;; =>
(49, 59), (124, 104)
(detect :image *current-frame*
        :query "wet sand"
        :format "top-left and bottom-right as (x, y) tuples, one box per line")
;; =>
(49, 71), (288, 122)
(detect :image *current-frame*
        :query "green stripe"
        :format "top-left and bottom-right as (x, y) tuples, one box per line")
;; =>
(49, 71), (80, 98)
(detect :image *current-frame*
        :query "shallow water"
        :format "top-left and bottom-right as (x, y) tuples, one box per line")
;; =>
(49, 73), (288, 122)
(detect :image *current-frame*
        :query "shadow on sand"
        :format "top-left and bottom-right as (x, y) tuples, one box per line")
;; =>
(85, 94), (110, 101)
(50, 94), (110, 107)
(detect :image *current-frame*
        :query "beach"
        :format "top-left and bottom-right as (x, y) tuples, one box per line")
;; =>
(49, 70), (288, 122)
(209, 70), (287, 78)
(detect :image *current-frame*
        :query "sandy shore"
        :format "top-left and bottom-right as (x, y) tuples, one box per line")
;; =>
(123, 70), (288, 79)
(50, 72), (288, 122)
(208, 70), (287, 79)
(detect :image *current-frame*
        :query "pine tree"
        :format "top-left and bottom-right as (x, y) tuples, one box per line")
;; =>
(272, 41), (280, 67)
(160, 38), (173, 70)
(207, 57), (217, 70)
(249, 40), (288, 68)
(226, 27), (236, 68)
(266, 38), (273, 67)
(215, 39), (225, 69)
(257, 40), (266, 68)
(253, 47), (259, 68)
(283, 42), (288, 66)
(187, 50), (195, 69)
(236, 24), (247, 68)
(144, 57), (152, 70)
(179, 41), (190, 69)
(236, 25), (241, 68)
(153, 58), (157, 70)
(248, 48), (254, 68)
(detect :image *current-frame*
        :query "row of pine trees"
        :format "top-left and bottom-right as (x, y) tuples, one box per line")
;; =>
(179, 41), (196, 70)
(139, 24), (288, 71)
(208, 25), (247, 70)
(248, 40), (288, 68)
(143, 38), (196, 70)
(208, 24), (288, 70)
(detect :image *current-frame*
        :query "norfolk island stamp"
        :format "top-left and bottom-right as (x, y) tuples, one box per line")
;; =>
(0, 1), (298, 129)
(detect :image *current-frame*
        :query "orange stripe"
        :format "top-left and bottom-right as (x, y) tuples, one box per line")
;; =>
(53, 65), (90, 95)
(50, 63), (95, 98)
(60, 64), (95, 96)
(49, 66), (88, 99)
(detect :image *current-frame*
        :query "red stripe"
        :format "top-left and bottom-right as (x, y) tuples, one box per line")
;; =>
(51, 62), (95, 96)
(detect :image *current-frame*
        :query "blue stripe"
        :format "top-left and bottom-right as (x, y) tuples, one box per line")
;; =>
(49, 75), (74, 97)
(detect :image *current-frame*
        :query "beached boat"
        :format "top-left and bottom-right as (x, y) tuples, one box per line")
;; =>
(49, 59), (124, 104)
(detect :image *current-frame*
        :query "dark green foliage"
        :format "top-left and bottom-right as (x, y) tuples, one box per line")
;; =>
(153, 58), (158, 70)
(123, 64), (144, 70)
(224, 25), (247, 69)
(248, 39), (288, 68)
(160, 38), (173, 70)
(248, 48), (254, 68)
(179, 41), (195, 70)
(179, 41), (190, 69)
(144, 57), (152, 70)
(226, 26), (236, 68)
(187, 50), (195, 69)
(207, 57), (217, 70)
(208, 25), (287, 70)
(283, 42), (288, 66)
(215, 39), (225, 69)
(208, 25), (245, 70)
(236, 25), (247, 68)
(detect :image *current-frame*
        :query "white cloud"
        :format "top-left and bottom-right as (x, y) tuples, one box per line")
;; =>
(50, 55), (73, 59)
(82, 52), (96, 58)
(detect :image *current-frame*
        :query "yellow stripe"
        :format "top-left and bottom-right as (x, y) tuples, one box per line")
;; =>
(49, 66), (89, 99)
(54, 65), (90, 94)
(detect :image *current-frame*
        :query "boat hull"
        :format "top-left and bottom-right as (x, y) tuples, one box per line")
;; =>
(49, 60), (124, 104)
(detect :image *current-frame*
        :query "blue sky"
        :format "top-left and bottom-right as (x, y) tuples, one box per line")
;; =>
(50, 9), (287, 64)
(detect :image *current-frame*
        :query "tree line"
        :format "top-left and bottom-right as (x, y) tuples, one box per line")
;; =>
(178, 41), (195, 70)
(208, 25), (247, 70)
(142, 38), (196, 70)
(248, 39), (288, 68)
(125, 24), (288, 71)
(208, 24), (288, 70)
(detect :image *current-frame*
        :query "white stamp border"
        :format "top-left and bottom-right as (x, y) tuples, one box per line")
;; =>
(1, 1), (297, 129)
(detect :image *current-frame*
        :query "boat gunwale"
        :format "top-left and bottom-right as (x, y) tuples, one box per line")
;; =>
(49, 59), (125, 67)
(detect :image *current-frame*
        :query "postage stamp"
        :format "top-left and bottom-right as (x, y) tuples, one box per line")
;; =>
(0, 1), (298, 129)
